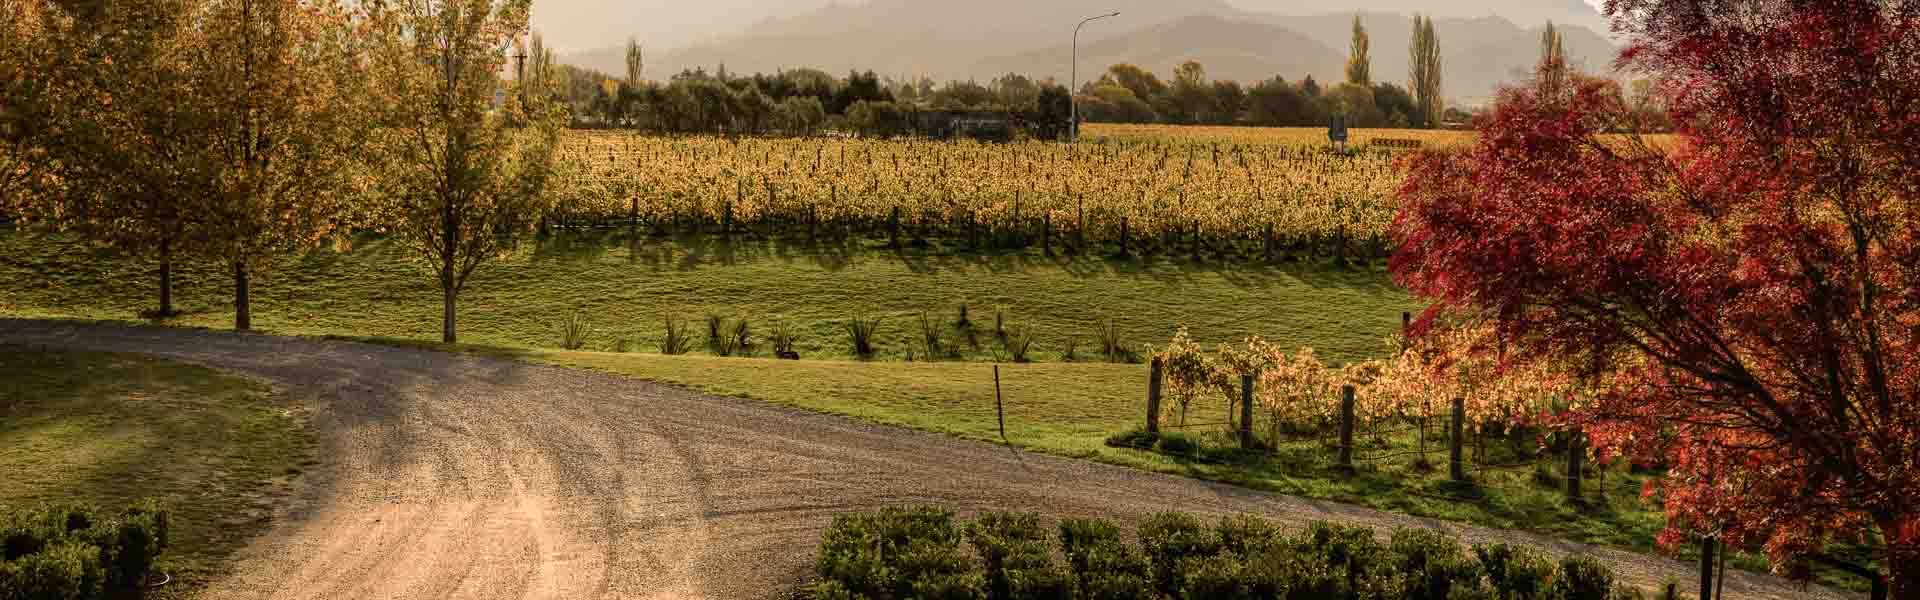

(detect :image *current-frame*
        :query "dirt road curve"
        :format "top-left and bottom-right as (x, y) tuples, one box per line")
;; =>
(0, 320), (1850, 600)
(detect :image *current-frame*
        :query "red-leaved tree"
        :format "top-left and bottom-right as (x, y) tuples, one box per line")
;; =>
(1392, 0), (1919, 592)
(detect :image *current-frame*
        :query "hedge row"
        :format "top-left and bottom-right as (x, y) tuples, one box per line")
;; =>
(809, 507), (1647, 600)
(0, 503), (169, 600)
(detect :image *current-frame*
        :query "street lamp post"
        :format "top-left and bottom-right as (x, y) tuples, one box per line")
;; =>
(1071, 11), (1119, 143)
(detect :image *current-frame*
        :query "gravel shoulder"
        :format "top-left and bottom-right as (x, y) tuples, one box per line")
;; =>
(0, 320), (1850, 600)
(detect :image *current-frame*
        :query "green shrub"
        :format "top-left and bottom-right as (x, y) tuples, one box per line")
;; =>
(0, 541), (104, 600)
(1098, 318), (1128, 363)
(1389, 528), (1480, 600)
(813, 507), (980, 599)
(1216, 515), (1282, 557)
(730, 318), (754, 357)
(1177, 553), (1249, 600)
(1103, 429), (1158, 450)
(1138, 512), (1221, 595)
(770, 321), (798, 355)
(1298, 521), (1385, 588)
(1156, 433), (1200, 456)
(1242, 546), (1344, 599)
(1, 502), (168, 598)
(1550, 556), (1614, 600)
(965, 512), (1049, 600)
(1474, 543), (1553, 600)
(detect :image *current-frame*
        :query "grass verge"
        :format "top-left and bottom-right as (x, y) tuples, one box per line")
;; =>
(0, 346), (314, 597)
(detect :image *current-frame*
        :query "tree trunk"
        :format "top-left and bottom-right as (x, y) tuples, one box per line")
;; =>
(158, 237), (173, 318)
(233, 260), (251, 331)
(1880, 517), (1915, 600)
(441, 267), (457, 344)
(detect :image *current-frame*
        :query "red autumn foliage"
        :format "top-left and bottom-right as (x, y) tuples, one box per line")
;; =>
(1391, 0), (1919, 592)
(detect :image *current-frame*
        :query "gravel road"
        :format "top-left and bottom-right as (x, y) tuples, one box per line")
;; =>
(0, 320), (1850, 600)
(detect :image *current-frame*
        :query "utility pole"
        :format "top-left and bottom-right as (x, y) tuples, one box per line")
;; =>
(1071, 11), (1120, 143)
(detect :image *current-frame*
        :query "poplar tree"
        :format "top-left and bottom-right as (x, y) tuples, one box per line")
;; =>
(1408, 15), (1444, 129)
(1346, 15), (1371, 87)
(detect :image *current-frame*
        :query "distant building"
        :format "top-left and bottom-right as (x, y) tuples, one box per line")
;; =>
(910, 110), (1015, 143)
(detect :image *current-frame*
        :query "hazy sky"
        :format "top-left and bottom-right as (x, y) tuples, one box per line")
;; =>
(531, 0), (1615, 54)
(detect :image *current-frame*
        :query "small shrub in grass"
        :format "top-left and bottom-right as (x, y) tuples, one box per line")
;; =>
(846, 315), (885, 360)
(993, 308), (1007, 344)
(1103, 429), (1158, 450)
(1058, 518), (1123, 574)
(1551, 556), (1615, 600)
(1298, 521), (1386, 586)
(1389, 528), (1480, 600)
(956, 305), (981, 351)
(812, 507), (980, 599)
(1062, 339), (1080, 362)
(1138, 512), (1221, 595)
(613, 338), (630, 353)
(559, 312), (591, 350)
(1474, 543), (1553, 600)
(1155, 433), (1200, 457)
(661, 317), (695, 355)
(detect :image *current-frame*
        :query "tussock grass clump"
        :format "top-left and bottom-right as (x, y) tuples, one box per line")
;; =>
(917, 311), (945, 362)
(1099, 317), (1129, 363)
(846, 315), (885, 360)
(729, 318), (753, 357)
(559, 312), (592, 350)
(1002, 324), (1035, 363)
(661, 316), (695, 355)
(770, 321), (797, 356)
(705, 313), (726, 353)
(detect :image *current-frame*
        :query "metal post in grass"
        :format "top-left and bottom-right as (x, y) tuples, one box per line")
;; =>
(1338, 385), (1356, 471)
(1450, 397), (1467, 482)
(995, 365), (1006, 441)
(1146, 357), (1164, 434)
(1239, 374), (1255, 450)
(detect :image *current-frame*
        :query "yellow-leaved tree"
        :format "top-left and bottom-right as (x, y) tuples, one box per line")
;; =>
(361, 0), (567, 344)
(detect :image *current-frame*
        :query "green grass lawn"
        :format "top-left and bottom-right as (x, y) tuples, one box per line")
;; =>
(0, 347), (314, 597)
(0, 228), (1412, 365)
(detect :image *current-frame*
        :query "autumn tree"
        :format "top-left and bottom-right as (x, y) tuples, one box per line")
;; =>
(179, 0), (368, 331)
(1538, 21), (1567, 101)
(362, 0), (566, 344)
(4, 0), (211, 317)
(1392, 0), (1920, 592)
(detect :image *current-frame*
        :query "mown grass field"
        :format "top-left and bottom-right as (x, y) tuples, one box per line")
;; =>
(0, 347), (314, 597)
(0, 229), (1413, 365)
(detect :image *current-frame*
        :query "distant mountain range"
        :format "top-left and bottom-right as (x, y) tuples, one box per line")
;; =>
(559, 0), (1621, 104)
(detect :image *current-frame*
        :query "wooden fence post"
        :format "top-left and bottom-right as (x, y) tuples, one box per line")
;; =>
(1146, 358), (1164, 434)
(1699, 536), (1716, 600)
(1119, 217), (1130, 257)
(1239, 374), (1255, 450)
(888, 206), (900, 249)
(994, 365), (1005, 440)
(1567, 428), (1585, 502)
(1338, 385), (1356, 471)
(1450, 397), (1467, 482)
(1042, 213), (1052, 256)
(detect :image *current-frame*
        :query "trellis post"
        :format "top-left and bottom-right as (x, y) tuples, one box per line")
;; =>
(1337, 385), (1356, 471)
(1239, 375), (1255, 449)
(1450, 398), (1467, 482)
(1146, 358), (1164, 434)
